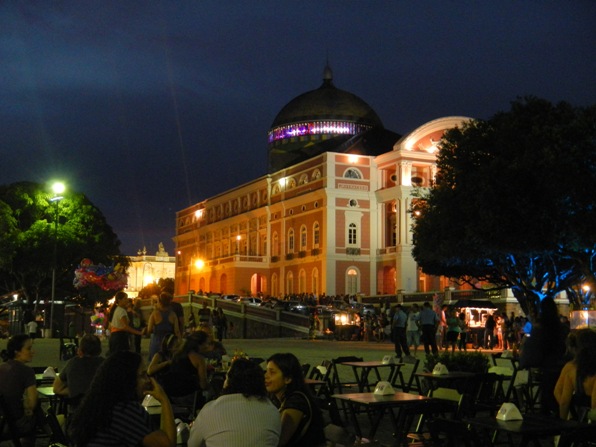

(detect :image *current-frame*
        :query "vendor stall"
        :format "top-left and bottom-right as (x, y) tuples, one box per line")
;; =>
(453, 299), (498, 349)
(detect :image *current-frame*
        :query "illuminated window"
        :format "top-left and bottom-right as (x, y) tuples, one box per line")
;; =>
(299, 174), (309, 185)
(313, 222), (320, 247)
(346, 267), (359, 295)
(299, 269), (306, 294)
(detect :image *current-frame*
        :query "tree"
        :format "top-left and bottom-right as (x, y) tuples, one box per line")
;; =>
(412, 97), (596, 315)
(0, 181), (127, 307)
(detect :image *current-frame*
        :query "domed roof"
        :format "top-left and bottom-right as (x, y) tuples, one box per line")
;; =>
(270, 65), (383, 129)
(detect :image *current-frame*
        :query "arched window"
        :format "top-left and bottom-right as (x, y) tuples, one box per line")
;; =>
(348, 223), (358, 246)
(312, 169), (321, 180)
(346, 267), (359, 295)
(286, 271), (294, 294)
(288, 228), (295, 253)
(300, 225), (307, 251)
(344, 168), (362, 179)
(272, 273), (278, 297)
(299, 269), (306, 294)
(299, 174), (309, 185)
(272, 232), (279, 257)
(313, 222), (320, 247)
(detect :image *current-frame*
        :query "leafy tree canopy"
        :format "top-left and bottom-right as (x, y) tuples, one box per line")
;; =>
(412, 97), (596, 315)
(0, 181), (128, 306)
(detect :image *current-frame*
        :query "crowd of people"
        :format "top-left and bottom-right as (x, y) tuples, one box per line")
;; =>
(2, 290), (596, 446)
(0, 290), (328, 447)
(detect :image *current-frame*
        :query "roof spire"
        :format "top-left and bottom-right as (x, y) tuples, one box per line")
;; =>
(322, 54), (333, 86)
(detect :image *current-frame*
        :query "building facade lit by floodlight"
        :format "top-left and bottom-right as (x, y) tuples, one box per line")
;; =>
(174, 66), (471, 298)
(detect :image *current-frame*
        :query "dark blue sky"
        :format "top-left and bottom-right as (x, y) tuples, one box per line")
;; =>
(2, 1), (595, 256)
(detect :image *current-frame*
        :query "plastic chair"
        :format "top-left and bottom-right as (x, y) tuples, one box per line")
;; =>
(330, 356), (363, 394)
(45, 406), (69, 445)
(393, 356), (421, 393)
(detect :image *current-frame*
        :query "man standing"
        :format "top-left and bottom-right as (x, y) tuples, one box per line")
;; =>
(392, 304), (410, 361)
(419, 301), (439, 355)
(26, 319), (38, 339)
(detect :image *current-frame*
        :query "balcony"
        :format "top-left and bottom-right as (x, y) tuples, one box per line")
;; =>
(346, 247), (361, 256)
(298, 250), (307, 258)
(285, 253), (294, 260)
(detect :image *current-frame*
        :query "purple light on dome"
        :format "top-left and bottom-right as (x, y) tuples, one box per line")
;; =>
(268, 121), (370, 143)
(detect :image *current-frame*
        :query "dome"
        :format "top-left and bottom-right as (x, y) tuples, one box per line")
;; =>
(268, 65), (384, 172)
(270, 66), (383, 130)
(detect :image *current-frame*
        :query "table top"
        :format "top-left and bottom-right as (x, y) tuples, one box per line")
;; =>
(416, 371), (476, 379)
(332, 391), (430, 406)
(37, 386), (56, 397)
(36, 373), (58, 381)
(305, 378), (327, 385)
(340, 361), (404, 368)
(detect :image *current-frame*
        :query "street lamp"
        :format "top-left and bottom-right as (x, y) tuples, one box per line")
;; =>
(49, 181), (65, 337)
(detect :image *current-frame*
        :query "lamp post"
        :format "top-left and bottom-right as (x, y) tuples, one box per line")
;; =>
(49, 182), (65, 337)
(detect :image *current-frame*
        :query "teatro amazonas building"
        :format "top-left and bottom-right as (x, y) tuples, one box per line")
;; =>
(174, 65), (469, 298)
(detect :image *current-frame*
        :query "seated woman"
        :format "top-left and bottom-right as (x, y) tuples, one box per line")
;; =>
(147, 333), (179, 379)
(159, 331), (213, 406)
(188, 358), (281, 446)
(265, 353), (325, 447)
(555, 328), (596, 421)
(0, 334), (38, 447)
(68, 351), (176, 447)
(53, 334), (104, 413)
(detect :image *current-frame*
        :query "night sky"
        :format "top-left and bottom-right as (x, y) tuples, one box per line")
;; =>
(2, 1), (595, 256)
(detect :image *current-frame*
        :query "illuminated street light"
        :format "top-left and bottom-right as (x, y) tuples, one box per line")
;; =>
(187, 256), (204, 293)
(49, 181), (65, 337)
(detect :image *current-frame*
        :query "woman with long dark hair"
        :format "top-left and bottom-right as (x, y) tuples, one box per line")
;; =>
(555, 328), (596, 420)
(265, 353), (325, 447)
(0, 334), (37, 447)
(188, 358), (281, 446)
(519, 297), (567, 415)
(68, 350), (176, 447)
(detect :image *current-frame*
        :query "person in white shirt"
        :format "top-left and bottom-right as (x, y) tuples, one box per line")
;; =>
(188, 358), (281, 447)
(406, 304), (421, 355)
(26, 320), (38, 339)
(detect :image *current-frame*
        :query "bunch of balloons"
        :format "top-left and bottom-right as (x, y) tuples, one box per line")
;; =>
(73, 258), (128, 291)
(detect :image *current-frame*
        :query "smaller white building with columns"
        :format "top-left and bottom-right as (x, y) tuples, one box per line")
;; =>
(126, 244), (176, 297)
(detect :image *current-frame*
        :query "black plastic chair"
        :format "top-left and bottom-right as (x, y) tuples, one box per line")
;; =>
(45, 406), (69, 445)
(393, 356), (421, 393)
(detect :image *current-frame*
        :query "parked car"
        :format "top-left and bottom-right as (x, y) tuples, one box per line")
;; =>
(287, 301), (310, 316)
(220, 294), (240, 301)
(236, 297), (263, 307)
(353, 303), (377, 316)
